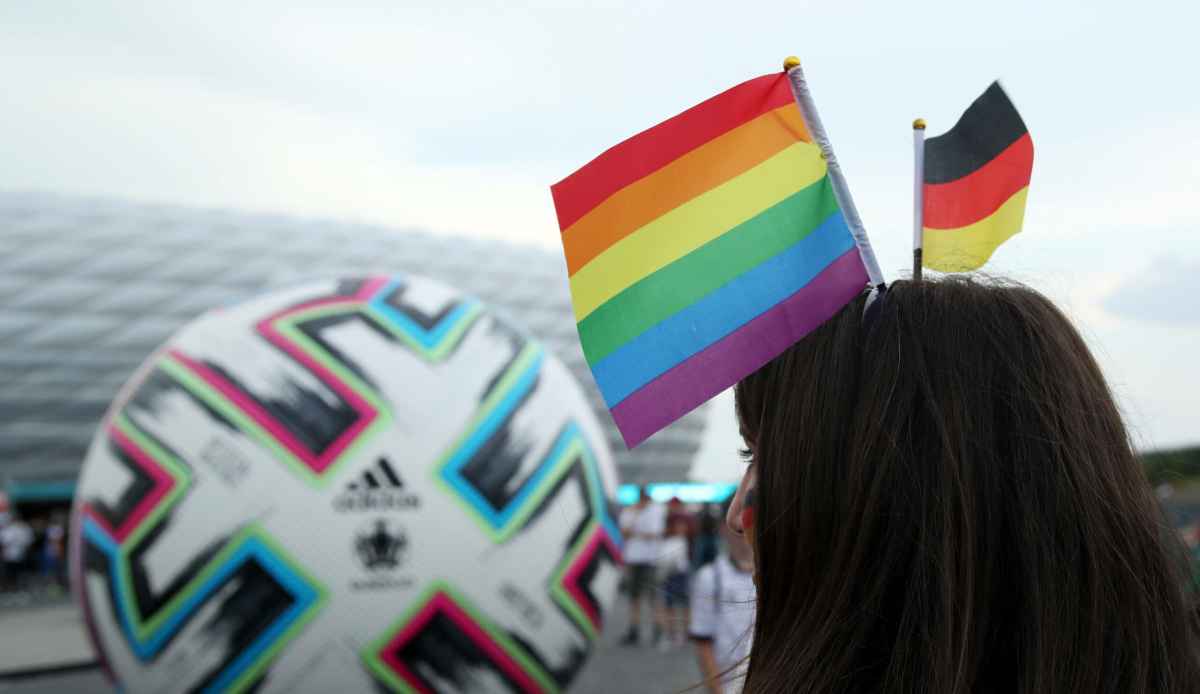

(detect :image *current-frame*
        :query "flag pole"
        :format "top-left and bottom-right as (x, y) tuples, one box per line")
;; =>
(783, 56), (885, 290)
(912, 118), (926, 281)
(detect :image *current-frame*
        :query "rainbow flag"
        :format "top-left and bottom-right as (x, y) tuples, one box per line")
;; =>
(552, 72), (870, 447)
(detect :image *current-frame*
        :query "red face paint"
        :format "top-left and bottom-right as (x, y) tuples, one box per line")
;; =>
(740, 487), (756, 533)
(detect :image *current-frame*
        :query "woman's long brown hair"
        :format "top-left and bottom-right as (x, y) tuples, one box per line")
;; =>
(734, 277), (1200, 694)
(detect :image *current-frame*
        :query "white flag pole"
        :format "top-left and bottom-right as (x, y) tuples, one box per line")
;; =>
(912, 118), (926, 281)
(783, 56), (885, 289)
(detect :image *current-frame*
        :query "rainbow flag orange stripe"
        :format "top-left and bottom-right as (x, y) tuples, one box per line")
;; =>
(552, 72), (869, 447)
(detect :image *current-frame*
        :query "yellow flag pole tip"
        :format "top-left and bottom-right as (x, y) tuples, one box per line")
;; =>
(913, 118), (927, 130)
(783, 56), (801, 71)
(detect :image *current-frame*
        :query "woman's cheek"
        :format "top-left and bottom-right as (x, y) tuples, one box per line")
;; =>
(741, 486), (756, 539)
(734, 463), (757, 551)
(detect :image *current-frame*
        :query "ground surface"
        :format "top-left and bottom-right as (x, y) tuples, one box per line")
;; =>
(0, 597), (706, 693)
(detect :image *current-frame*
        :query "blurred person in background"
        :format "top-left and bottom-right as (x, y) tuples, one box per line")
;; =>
(727, 279), (1200, 694)
(43, 513), (66, 591)
(665, 496), (696, 557)
(0, 514), (6, 592)
(656, 515), (693, 650)
(26, 516), (47, 587)
(692, 504), (721, 571)
(690, 498), (755, 694)
(1, 512), (33, 592)
(619, 486), (666, 645)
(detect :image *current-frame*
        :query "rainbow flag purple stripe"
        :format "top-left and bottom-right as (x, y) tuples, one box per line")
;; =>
(610, 249), (865, 445)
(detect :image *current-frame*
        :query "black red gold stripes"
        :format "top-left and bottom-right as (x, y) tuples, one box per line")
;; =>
(922, 82), (1034, 272)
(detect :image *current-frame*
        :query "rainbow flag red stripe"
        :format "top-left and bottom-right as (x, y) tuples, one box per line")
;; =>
(552, 72), (869, 447)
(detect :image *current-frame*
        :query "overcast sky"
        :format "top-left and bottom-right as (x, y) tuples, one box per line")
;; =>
(2, 1), (1197, 483)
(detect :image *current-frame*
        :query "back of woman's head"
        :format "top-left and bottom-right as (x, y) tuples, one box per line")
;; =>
(735, 276), (1199, 694)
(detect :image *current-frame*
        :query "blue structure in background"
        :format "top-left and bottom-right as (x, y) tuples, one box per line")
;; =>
(0, 192), (712, 511)
(616, 482), (736, 506)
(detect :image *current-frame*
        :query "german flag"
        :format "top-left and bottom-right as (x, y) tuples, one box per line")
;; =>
(922, 82), (1033, 271)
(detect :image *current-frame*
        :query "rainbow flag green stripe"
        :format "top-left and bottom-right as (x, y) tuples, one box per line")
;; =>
(577, 175), (840, 366)
(590, 208), (854, 408)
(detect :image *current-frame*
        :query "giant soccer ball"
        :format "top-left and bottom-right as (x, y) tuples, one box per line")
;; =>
(70, 274), (623, 693)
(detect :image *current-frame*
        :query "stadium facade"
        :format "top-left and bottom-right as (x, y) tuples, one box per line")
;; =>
(0, 192), (708, 507)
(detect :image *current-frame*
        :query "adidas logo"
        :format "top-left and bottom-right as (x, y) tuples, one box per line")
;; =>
(348, 456), (405, 491)
(333, 457), (421, 512)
